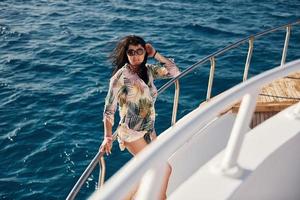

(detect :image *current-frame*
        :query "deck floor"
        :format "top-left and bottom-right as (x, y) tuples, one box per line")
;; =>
(222, 72), (300, 128)
(251, 72), (300, 127)
(256, 72), (300, 112)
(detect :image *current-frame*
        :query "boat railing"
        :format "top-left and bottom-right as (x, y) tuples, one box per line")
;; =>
(66, 20), (300, 200)
(91, 59), (300, 200)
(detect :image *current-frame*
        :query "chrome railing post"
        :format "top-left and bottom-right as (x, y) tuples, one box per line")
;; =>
(171, 80), (180, 125)
(243, 36), (254, 81)
(66, 151), (104, 200)
(281, 25), (291, 67)
(220, 91), (258, 177)
(97, 157), (106, 189)
(206, 57), (216, 100)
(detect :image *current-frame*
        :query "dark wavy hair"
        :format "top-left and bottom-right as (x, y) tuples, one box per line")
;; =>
(109, 35), (149, 84)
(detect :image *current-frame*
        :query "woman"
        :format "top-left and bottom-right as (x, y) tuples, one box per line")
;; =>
(100, 35), (180, 199)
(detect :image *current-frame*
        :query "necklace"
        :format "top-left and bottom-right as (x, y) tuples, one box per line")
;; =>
(128, 64), (140, 74)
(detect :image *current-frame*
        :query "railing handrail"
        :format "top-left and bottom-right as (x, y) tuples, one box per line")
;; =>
(67, 20), (300, 199)
(66, 132), (117, 200)
(91, 60), (300, 199)
(66, 151), (104, 200)
(158, 20), (300, 95)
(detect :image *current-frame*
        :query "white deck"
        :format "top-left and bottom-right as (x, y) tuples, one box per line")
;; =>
(169, 104), (300, 200)
(167, 113), (237, 194)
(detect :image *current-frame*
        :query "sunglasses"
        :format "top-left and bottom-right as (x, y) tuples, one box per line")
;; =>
(126, 48), (145, 56)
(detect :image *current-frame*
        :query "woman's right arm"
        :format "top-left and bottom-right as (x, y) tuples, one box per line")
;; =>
(100, 73), (122, 155)
(100, 117), (113, 155)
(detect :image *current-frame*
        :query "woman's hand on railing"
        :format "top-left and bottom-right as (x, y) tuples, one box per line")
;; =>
(99, 136), (113, 156)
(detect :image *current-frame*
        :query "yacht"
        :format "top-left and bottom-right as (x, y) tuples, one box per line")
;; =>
(67, 20), (300, 200)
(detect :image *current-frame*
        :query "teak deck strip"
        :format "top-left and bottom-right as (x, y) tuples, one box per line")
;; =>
(202, 72), (300, 128)
(241, 72), (299, 127)
(255, 72), (300, 112)
(250, 111), (278, 128)
(230, 72), (300, 111)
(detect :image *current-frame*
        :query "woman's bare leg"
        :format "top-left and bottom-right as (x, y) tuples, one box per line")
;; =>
(124, 137), (148, 156)
(158, 163), (172, 200)
(122, 138), (148, 200)
(124, 137), (172, 200)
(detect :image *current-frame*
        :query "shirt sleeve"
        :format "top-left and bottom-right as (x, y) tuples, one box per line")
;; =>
(147, 58), (180, 80)
(103, 72), (123, 126)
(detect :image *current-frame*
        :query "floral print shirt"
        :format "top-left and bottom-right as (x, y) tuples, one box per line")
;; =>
(103, 60), (180, 150)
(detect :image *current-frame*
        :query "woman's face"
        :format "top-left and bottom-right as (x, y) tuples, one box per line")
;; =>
(126, 44), (146, 66)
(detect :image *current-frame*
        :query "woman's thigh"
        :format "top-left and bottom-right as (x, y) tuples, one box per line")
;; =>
(124, 137), (148, 156)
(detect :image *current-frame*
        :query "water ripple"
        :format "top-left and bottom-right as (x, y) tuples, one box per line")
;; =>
(1, 0), (300, 199)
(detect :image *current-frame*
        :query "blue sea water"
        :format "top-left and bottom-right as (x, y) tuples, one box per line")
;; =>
(1, 0), (300, 199)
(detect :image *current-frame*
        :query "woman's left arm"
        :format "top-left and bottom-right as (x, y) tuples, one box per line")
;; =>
(155, 52), (180, 77)
(145, 43), (180, 79)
